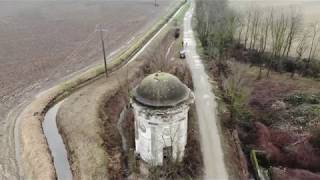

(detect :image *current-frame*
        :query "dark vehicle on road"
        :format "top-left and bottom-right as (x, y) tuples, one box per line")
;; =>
(174, 28), (180, 39)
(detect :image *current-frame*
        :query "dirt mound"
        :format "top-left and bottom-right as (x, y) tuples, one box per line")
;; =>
(254, 122), (320, 171)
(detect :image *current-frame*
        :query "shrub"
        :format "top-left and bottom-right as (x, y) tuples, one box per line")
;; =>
(304, 60), (320, 78)
(285, 93), (320, 106)
(221, 62), (252, 124)
(310, 128), (320, 149)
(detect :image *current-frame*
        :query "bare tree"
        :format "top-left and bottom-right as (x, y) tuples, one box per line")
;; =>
(236, 15), (245, 44)
(244, 10), (252, 49)
(291, 31), (309, 77)
(282, 9), (301, 57)
(146, 34), (174, 73)
(249, 9), (261, 51)
(221, 61), (251, 121)
(306, 23), (320, 68)
(257, 10), (272, 79)
(226, 12), (238, 44)
(267, 11), (289, 76)
(296, 31), (309, 59)
(195, 0), (235, 62)
(195, 0), (210, 47)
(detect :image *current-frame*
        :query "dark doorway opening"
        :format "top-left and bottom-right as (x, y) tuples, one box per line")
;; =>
(163, 146), (173, 166)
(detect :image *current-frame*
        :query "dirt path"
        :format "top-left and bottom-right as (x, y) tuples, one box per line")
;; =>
(183, 2), (229, 179)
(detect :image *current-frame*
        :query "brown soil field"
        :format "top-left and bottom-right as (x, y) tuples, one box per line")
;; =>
(0, 0), (175, 179)
(0, 0), (173, 109)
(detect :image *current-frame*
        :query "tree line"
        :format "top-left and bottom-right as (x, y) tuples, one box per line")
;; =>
(195, 0), (320, 78)
(195, 0), (250, 124)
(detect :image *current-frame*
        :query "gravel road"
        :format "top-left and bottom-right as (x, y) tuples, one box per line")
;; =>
(183, 2), (229, 179)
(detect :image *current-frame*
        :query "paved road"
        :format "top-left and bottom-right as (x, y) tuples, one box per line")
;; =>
(183, 2), (229, 179)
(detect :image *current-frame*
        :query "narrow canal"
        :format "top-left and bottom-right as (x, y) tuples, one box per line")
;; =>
(43, 101), (73, 180)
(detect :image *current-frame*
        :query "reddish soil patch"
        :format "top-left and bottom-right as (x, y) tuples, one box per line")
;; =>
(253, 122), (320, 172)
(249, 79), (298, 124)
(250, 79), (297, 112)
(239, 122), (320, 179)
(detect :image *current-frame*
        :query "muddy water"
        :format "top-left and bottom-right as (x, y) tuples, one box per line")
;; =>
(118, 105), (129, 153)
(43, 101), (72, 180)
(118, 105), (130, 177)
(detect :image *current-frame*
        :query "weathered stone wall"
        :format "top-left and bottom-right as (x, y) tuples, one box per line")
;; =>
(132, 102), (189, 166)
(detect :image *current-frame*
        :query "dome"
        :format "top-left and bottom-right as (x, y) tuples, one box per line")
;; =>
(133, 72), (190, 107)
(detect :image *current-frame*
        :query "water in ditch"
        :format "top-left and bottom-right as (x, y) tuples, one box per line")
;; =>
(43, 101), (73, 180)
(118, 105), (130, 177)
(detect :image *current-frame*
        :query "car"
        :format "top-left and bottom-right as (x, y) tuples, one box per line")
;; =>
(179, 50), (186, 59)
(174, 28), (180, 39)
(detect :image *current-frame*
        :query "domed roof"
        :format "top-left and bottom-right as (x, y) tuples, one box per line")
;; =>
(133, 72), (190, 107)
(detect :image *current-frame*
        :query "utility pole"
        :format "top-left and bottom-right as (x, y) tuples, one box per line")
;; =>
(99, 24), (108, 78)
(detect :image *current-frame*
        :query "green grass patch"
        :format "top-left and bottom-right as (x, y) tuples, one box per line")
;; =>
(174, 1), (190, 24)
